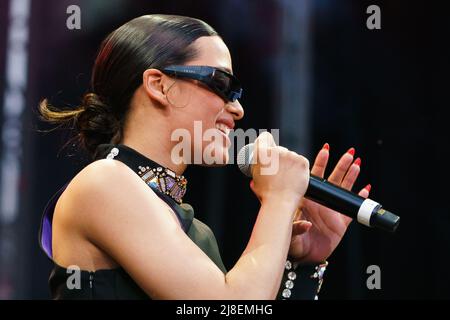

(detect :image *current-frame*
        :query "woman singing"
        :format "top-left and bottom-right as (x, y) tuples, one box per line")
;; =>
(38, 14), (370, 299)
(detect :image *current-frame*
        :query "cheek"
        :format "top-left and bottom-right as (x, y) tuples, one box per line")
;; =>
(190, 95), (223, 127)
(185, 97), (229, 165)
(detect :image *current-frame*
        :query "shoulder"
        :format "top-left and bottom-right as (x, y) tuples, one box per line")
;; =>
(73, 159), (137, 189)
(65, 159), (149, 203)
(59, 160), (139, 213)
(58, 159), (174, 234)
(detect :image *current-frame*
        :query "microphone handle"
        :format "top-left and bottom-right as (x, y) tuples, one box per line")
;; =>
(306, 175), (400, 232)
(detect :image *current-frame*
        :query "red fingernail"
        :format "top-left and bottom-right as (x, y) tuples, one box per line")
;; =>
(353, 157), (361, 166)
(364, 184), (372, 192)
(322, 143), (330, 151)
(347, 147), (355, 156)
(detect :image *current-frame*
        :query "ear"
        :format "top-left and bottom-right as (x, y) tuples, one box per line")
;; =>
(142, 69), (171, 107)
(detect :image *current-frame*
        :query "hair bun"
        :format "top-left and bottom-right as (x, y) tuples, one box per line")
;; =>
(77, 93), (121, 155)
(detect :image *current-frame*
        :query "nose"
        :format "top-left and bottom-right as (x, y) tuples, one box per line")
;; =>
(225, 100), (244, 121)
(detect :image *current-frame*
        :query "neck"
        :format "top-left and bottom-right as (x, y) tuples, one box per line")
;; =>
(122, 108), (187, 176)
(121, 137), (187, 176)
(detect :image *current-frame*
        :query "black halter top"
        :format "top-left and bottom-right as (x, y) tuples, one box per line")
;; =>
(38, 144), (226, 299)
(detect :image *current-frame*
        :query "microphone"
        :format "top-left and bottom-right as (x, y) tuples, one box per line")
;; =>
(237, 143), (400, 232)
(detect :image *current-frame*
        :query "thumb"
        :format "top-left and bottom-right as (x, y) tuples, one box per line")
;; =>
(253, 132), (277, 176)
(255, 131), (277, 150)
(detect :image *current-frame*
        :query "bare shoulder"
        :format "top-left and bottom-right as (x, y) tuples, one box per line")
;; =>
(58, 159), (177, 235)
(66, 159), (153, 204)
(59, 160), (136, 216)
(71, 159), (138, 192)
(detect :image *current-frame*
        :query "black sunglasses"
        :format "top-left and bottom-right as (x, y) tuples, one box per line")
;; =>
(159, 65), (243, 102)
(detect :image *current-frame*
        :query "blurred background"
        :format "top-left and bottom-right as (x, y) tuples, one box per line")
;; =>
(0, 0), (448, 299)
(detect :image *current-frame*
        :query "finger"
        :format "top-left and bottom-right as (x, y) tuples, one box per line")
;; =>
(311, 143), (330, 178)
(328, 147), (355, 185)
(358, 184), (371, 199)
(340, 158), (361, 190)
(254, 132), (277, 173)
(292, 220), (312, 236)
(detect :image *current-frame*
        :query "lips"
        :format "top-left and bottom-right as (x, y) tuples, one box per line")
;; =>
(215, 118), (234, 136)
(215, 122), (231, 136)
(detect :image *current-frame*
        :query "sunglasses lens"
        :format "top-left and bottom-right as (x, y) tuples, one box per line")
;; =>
(212, 71), (232, 93)
(211, 70), (242, 102)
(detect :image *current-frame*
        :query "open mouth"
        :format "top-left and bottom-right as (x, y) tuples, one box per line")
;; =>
(215, 123), (231, 136)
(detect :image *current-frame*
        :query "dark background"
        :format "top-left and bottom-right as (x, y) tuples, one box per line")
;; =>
(0, 0), (448, 299)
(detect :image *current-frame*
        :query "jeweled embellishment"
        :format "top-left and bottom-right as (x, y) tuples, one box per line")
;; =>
(166, 177), (175, 189)
(287, 271), (297, 280)
(285, 280), (294, 289)
(282, 289), (291, 298)
(285, 260), (292, 270)
(137, 165), (187, 204)
(106, 147), (119, 159)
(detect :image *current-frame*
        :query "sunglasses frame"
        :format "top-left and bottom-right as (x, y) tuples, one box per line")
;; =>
(159, 65), (243, 102)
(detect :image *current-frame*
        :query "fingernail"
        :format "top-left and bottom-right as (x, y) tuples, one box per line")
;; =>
(353, 157), (361, 166)
(322, 143), (330, 151)
(364, 184), (371, 192)
(347, 147), (355, 156)
(250, 180), (254, 188)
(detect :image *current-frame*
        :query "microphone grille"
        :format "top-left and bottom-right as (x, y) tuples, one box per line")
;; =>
(237, 143), (254, 177)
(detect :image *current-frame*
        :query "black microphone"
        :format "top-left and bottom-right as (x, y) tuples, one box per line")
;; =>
(237, 143), (400, 232)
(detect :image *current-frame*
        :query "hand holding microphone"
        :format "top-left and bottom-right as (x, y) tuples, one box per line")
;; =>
(237, 135), (400, 264)
(238, 139), (400, 233)
(247, 132), (311, 210)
